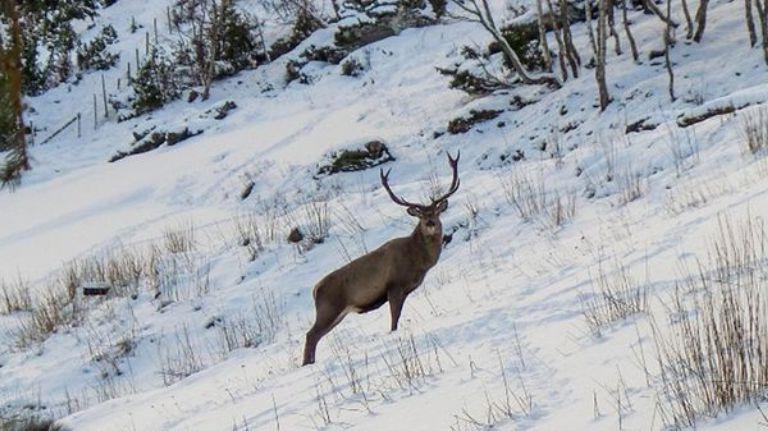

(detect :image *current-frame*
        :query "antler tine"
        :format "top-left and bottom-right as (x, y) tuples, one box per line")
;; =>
(380, 167), (425, 209)
(432, 151), (461, 203)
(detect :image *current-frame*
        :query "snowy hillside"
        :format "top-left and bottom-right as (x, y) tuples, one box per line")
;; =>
(3, 0), (768, 429)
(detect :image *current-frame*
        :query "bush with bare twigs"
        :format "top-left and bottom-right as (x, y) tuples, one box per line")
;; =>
(652, 216), (768, 427)
(580, 263), (647, 337)
(498, 172), (576, 228)
(741, 106), (768, 156)
(0, 277), (32, 315)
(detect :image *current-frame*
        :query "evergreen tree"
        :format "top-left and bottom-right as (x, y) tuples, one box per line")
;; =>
(0, 0), (29, 189)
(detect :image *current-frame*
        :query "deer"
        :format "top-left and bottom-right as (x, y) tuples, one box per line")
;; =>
(302, 152), (460, 365)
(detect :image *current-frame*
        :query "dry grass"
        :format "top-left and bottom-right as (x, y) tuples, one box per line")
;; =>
(450, 354), (533, 431)
(163, 223), (196, 254)
(157, 325), (206, 386)
(301, 198), (332, 245)
(581, 263), (647, 337)
(234, 212), (265, 261)
(617, 168), (644, 206)
(0, 277), (32, 315)
(741, 106), (768, 156)
(498, 172), (576, 229)
(10, 283), (75, 350)
(213, 292), (284, 357)
(652, 215), (768, 427)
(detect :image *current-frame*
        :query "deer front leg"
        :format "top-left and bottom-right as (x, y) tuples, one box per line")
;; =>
(303, 302), (346, 366)
(387, 286), (405, 332)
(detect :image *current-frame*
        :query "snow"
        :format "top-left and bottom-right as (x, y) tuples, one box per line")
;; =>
(2, 0), (768, 429)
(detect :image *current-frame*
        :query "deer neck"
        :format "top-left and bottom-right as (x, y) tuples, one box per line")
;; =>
(410, 225), (443, 267)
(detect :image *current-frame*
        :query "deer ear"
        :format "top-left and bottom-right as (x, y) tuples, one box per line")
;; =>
(436, 200), (449, 213)
(407, 207), (421, 217)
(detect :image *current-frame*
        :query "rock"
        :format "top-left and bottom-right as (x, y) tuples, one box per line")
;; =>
(240, 181), (255, 201)
(212, 101), (238, 120)
(316, 141), (395, 176)
(447, 109), (503, 134)
(288, 227), (304, 243)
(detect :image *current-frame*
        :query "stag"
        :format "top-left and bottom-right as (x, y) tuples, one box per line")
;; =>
(302, 152), (460, 365)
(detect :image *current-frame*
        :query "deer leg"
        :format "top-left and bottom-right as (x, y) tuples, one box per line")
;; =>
(387, 286), (406, 332)
(303, 303), (346, 366)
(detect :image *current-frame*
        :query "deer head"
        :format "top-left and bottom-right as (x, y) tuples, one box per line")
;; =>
(380, 151), (460, 238)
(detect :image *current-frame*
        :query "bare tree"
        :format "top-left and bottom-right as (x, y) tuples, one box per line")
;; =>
(595, 0), (611, 110)
(585, 0), (598, 58)
(642, 0), (679, 28)
(622, 0), (639, 61)
(692, 0), (710, 42)
(755, 0), (768, 63)
(746, 0), (758, 47)
(559, 0), (581, 75)
(452, 0), (561, 87)
(681, 0), (694, 38)
(607, 0), (623, 55)
(546, 0), (570, 79)
(536, 0), (553, 72)
(665, 0), (676, 101)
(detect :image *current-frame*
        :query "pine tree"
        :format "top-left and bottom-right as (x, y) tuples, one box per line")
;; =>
(0, 0), (29, 189)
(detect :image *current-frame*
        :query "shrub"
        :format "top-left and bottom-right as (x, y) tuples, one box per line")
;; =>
(580, 263), (647, 337)
(269, 8), (323, 59)
(76, 25), (119, 72)
(447, 109), (503, 134)
(131, 51), (181, 114)
(490, 22), (549, 72)
(741, 106), (768, 155)
(341, 57), (365, 76)
(316, 141), (394, 175)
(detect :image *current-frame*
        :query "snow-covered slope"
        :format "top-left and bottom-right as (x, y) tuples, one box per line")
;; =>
(2, 0), (768, 429)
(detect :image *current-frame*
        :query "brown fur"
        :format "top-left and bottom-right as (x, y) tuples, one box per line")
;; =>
(302, 154), (459, 365)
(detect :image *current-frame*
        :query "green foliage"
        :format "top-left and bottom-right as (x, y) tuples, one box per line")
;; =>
(316, 141), (394, 176)
(217, 4), (258, 70)
(269, 8), (323, 59)
(9, 0), (101, 93)
(0, 29), (28, 189)
(131, 52), (181, 114)
(447, 109), (503, 134)
(20, 24), (45, 95)
(490, 22), (548, 72)
(76, 25), (120, 72)
(341, 57), (365, 76)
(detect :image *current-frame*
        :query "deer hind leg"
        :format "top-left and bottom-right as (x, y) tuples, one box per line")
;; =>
(303, 302), (347, 366)
(387, 286), (406, 332)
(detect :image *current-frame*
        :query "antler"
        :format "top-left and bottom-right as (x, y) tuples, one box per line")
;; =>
(380, 167), (428, 210)
(431, 151), (461, 203)
(380, 151), (460, 209)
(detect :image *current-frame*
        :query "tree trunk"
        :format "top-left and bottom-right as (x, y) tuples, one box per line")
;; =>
(642, 0), (679, 27)
(0, 0), (29, 188)
(560, 0), (581, 76)
(746, 0), (758, 47)
(607, 0), (623, 55)
(546, 0), (570, 80)
(596, 0), (611, 111)
(757, 0), (768, 63)
(693, 0), (710, 42)
(622, 0), (640, 61)
(585, 0), (598, 59)
(536, 0), (554, 72)
(681, 0), (694, 38)
(665, 0), (676, 101)
(457, 0), (561, 87)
